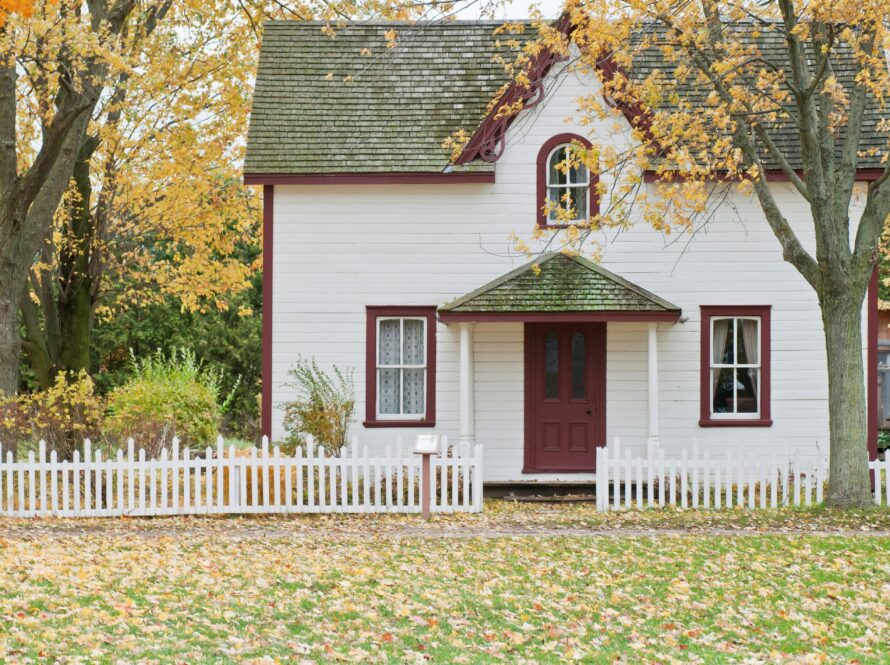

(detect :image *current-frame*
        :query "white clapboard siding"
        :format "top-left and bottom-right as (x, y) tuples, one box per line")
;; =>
(0, 436), (483, 518)
(595, 438), (848, 511)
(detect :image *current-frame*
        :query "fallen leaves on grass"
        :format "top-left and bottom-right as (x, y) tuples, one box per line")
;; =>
(0, 509), (888, 663)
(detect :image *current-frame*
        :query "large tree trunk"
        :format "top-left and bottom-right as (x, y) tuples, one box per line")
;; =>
(820, 287), (873, 507)
(57, 141), (97, 375)
(0, 265), (25, 395)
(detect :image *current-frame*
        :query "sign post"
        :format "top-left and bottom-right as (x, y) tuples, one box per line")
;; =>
(414, 434), (440, 520)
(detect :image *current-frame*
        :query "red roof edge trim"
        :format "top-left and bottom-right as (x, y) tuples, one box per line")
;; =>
(454, 13), (574, 165)
(455, 13), (659, 167)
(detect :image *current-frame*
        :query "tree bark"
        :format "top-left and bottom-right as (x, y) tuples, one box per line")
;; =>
(820, 282), (873, 507)
(57, 141), (97, 375)
(0, 266), (26, 395)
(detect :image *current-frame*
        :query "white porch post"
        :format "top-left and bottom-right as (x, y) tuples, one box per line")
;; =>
(458, 322), (476, 448)
(647, 322), (660, 446)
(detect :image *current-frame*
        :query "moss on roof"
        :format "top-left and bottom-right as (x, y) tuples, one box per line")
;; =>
(245, 21), (535, 175)
(439, 253), (681, 313)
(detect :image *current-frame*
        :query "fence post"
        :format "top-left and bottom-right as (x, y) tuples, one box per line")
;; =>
(38, 440), (47, 516)
(420, 451), (432, 520)
(473, 443), (483, 512)
(613, 437), (622, 508)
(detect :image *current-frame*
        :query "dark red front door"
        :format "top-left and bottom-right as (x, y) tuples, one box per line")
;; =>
(524, 323), (606, 472)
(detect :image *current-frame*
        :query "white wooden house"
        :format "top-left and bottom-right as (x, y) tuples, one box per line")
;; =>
(244, 20), (884, 483)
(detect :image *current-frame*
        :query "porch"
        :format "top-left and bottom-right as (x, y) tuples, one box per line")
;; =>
(437, 253), (681, 481)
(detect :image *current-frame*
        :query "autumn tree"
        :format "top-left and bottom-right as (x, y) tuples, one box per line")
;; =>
(0, 1), (149, 395)
(510, 1), (889, 506)
(18, 1), (260, 387)
(2, 0), (498, 395)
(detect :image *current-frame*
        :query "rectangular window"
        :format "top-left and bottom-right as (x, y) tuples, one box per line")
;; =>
(878, 348), (890, 428)
(365, 306), (436, 427)
(700, 306), (771, 427)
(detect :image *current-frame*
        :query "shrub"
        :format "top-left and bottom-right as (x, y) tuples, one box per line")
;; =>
(105, 349), (234, 455)
(282, 358), (355, 456)
(0, 371), (103, 460)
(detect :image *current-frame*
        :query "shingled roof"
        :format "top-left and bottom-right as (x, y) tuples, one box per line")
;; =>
(629, 23), (889, 171)
(245, 20), (889, 176)
(245, 21), (535, 175)
(438, 253), (681, 315)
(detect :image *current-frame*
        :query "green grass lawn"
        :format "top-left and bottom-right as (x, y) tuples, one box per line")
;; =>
(1, 506), (889, 663)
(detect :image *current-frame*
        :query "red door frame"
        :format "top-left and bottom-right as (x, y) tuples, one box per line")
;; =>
(523, 322), (607, 472)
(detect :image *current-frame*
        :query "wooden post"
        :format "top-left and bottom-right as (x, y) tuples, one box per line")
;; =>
(421, 453), (432, 520)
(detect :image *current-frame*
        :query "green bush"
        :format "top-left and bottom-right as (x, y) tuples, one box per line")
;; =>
(106, 349), (235, 455)
(282, 358), (354, 456)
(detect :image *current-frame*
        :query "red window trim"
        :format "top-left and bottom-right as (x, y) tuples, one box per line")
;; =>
(699, 305), (772, 427)
(536, 133), (599, 229)
(364, 306), (437, 428)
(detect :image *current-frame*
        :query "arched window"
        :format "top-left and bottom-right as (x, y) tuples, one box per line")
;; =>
(536, 134), (597, 228)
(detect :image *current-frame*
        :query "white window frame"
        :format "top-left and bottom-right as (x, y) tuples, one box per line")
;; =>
(710, 316), (761, 419)
(546, 144), (590, 223)
(376, 316), (427, 420)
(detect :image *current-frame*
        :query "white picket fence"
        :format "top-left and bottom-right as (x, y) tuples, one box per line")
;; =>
(0, 436), (483, 518)
(596, 438), (890, 511)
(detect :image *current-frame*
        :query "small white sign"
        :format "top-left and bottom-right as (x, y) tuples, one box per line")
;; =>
(414, 434), (441, 455)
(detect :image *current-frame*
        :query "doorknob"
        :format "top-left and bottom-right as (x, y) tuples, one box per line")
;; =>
(586, 409), (592, 415)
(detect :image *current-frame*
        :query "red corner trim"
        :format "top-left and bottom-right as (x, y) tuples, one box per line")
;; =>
(244, 172), (494, 185)
(261, 185), (273, 438)
(868, 269), (878, 461)
(364, 306), (437, 428)
(535, 133), (598, 229)
(699, 305), (772, 428)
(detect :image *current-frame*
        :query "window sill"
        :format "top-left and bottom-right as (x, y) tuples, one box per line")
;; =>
(538, 222), (584, 230)
(699, 418), (773, 428)
(363, 420), (436, 429)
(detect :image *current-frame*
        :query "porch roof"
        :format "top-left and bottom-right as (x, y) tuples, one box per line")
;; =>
(438, 253), (682, 322)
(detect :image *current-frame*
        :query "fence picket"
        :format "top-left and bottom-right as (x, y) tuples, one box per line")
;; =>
(624, 448), (632, 510)
(646, 440), (654, 508)
(439, 440), (448, 510)
(138, 448), (146, 512)
(296, 446), (304, 509)
(680, 447), (688, 509)
(613, 438), (622, 508)
(4, 451), (11, 517)
(113, 449), (122, 513)
(328, 450), (337, 509)
(273, 446), (282, 510)
(657, 447), (665, 507)
(351, 438), (359, 510)
(38, 441), (47, 516)
(702, 451), (710, 509)
(62, 458), (70, 515)
(49, 449), (58, 516)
